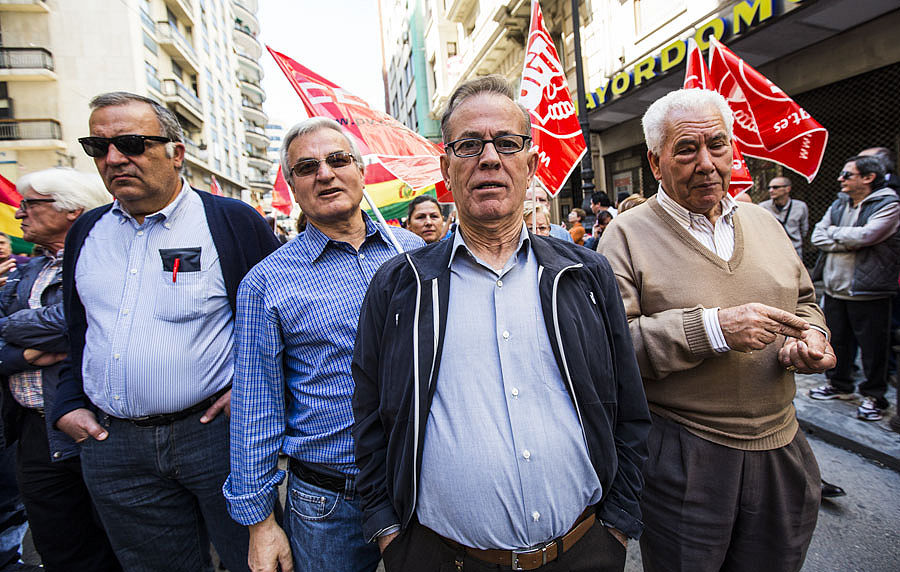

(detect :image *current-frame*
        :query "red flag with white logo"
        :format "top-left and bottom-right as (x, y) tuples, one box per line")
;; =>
(518, 0), (586, 197)
(683, 39), (752, 197)
(708, 37), (827, 182)
(210, 174), (223, 196)
(267, 47), (444, 194)
(271, 168), (293, 216)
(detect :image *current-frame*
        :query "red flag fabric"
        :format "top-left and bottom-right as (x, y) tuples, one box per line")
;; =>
(210, 174), (223, 196)
(708, 37), (827, 182)
(267, 47), (445, 195)
(518, 0), (586, 197)
(0, 172), (21, 207)
(683, 39), (752, 197)
(271, 168), (293, 216)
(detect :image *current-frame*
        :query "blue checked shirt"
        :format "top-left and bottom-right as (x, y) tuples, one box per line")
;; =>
(223, 214), (423, 525)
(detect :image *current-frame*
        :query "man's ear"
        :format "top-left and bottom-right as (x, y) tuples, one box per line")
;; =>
(648, 150), (662, 181)
(440, 153), (451, 190)
(66, 208), (84, 222)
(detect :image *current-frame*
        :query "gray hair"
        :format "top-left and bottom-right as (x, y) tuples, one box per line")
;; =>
(440, 75), (532, 143)
(642, 89), (734, 155)
(89, 92), (185, 160)
(280, 117), (364, 180)
(523, 200), (550, 220)
(16, 167), (112, 212)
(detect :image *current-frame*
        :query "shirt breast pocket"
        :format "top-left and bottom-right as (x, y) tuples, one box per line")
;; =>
(154, 247), (208, 322)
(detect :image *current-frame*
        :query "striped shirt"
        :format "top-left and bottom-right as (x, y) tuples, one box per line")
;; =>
(75, 180), (233, 417)
(656, 184), (737, 352)
(223, 214), (423, 525)
(8, 250), (63, 409)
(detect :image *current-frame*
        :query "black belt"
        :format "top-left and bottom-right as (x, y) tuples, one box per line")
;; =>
(112, 385), (230, 427)
(289, 458), (349, 494)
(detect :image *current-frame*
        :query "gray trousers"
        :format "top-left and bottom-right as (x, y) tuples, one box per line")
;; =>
(639, 414), (820, 572)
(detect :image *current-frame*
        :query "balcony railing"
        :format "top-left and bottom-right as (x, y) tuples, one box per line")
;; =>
(0, 118), (61, 140)
(183, 138), (208, 162)
(162, 78), (202, 115)
(156, 21), (198, 70)
(234, 0), (258, 13)
(0, 47), (53, 71)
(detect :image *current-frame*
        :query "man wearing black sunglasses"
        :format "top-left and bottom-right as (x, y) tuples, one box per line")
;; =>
(811, 154), (900, 423)
(52, 92), (280, 572)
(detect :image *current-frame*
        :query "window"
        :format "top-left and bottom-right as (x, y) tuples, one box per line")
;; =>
(145, 61), (161, 92)
(171, 61), (183, 81)
(142, 30), (157, 54)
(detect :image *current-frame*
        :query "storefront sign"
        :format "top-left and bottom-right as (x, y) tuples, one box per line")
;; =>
(586, 0), (806, 110)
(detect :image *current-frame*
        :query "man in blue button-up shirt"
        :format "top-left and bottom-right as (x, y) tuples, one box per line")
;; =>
(352, 76), (650, 572)
(54, 92), (280, 572)
(224, 117), (422, 572)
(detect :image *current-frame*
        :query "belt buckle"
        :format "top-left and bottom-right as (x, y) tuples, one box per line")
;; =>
(511, 544), (548, 571)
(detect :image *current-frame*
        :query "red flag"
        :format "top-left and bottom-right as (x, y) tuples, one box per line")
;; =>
(683, 39), (752, 197)
(210, 174), (223, 196)
(267, 47), (444, 195)
(708, 37), (827, 182)
(518, 0), (586, 197)
(271, 168), (293, 216)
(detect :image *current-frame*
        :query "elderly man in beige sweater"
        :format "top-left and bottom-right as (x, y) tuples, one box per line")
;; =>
(598, 89), (835, 572)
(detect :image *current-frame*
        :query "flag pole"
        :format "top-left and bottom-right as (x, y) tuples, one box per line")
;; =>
(363, 188), (404, 254)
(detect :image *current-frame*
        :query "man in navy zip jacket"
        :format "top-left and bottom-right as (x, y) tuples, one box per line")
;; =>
(352, 76), (650, 572)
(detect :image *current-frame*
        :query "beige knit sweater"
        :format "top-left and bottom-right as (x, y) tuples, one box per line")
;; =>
(598, 196), (827, 450)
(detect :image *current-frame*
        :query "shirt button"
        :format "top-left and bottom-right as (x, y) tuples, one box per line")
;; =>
(359, 253), (366, 260)
(122, 309), (129, 315)
(113, 395), (120, 400)
(164, 223), (171, 229)
(532, 511), (540, 522)
(511, 387), (519, 397)
(130, 268), (137, 274)
(502, 331), (510, 340)
(52, 451), (61, 459)
(522, 449), (531, 460)
(113, 354), (120, 360)
(497, 279), (503, 288)
(137, 230), (144, 236)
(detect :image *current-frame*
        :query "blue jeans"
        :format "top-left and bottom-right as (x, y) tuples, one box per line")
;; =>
(0, 444), (25, 569)
(80, 409), (249, 572)
(283, 471), (380, 572)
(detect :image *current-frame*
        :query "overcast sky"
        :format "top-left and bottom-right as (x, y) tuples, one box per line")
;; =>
(257, 0), (387, 128)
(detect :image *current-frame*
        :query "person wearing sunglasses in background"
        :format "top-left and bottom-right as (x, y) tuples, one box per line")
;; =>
(52, 92), (280, 572)
(224, 117), (422, 572)
(759, 177), (809, 259)
(810, 155), (900, 423)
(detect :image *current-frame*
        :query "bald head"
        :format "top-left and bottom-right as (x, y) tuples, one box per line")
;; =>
(767, 176), (792, 205)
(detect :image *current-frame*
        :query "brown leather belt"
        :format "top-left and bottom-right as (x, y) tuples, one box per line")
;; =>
(439, 507), (596, 571)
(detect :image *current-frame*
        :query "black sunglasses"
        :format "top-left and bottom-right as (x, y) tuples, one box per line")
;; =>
(78, 135), (172, 158)
(838, 170), (859, 179)
(290, 151), (356, 177)
(767, 184), (789, 189)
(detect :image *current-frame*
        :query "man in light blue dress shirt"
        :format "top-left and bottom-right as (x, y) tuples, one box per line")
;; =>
(53, 92), (280, 572)
(224, 117), (422, 572)
(353, 76), (650, 572)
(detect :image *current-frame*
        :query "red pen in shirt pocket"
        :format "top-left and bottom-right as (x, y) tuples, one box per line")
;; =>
(172, 258), (180, 283)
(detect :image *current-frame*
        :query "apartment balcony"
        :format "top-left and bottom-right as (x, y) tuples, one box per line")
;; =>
(0, 47), (55, 81)
(0, 0), (49, 12)
(239, 78), (265, 104)
(233, 23), (262, 61)
(248, 177), (271, 192)
(237, 52), (264, 81)
(248, 156), (272, 173)
(164, 0), (194, 27)
(233, 0), (258, 14)
(161, 77), (203, 128)
(244, 123), (268, 149)
(156, 21), (199, 74)
(232, 1), (259, 36)
(183, 137), (208, 163)
(0, 118), (64, 150)
(241, 98), (267, 125)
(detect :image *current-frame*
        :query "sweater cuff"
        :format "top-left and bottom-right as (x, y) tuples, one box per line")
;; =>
(684, 306), (717, 359)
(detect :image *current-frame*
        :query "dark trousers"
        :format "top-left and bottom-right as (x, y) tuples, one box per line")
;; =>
(79, 409), (249, 572)
(639, 415), (820, 572)
(824, 294), (891, 406)
(15, 409), (120, 572)
(381, 517), (626, 572)
(0, 442), (25, 569)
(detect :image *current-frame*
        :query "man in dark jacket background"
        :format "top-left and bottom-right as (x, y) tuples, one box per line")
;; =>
(0, 167), (118, 571)
(352, 76), (650, 572)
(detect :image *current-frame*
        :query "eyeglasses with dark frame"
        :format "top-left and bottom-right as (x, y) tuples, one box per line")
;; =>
(78, 135), (172, 158)
(838, 170), (860, 180)
(290, 151), (357, 178)
(18, 198), (56, 211)
(445, 134), (532, 158)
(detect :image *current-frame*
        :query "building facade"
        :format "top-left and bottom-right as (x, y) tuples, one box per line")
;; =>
(0, 0), (272, 204)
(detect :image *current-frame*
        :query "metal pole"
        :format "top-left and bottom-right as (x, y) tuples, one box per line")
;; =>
(570, 0), (594, 207)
